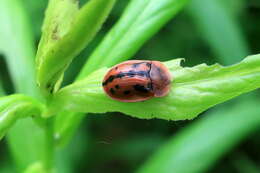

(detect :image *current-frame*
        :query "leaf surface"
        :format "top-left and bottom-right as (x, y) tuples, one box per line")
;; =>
(36, 0), (116, 94)
(136, 97), (260, 173)
(79, 0), (189, 77)
(55, 0), (190, 145)
(0, 94), (44, 139)
(50, 54), (260, 120)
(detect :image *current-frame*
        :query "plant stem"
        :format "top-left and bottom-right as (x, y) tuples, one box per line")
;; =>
(0, 0), (54, 172)
(44, 118), (55, 172)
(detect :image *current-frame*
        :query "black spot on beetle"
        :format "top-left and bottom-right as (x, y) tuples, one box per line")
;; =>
(147, 82), (153, 90)
(127, 70), (136, 77)
(110, 88), (115, 94)
(108, 75), (115, 82)
(103, 76), (115, 86)
(103, 71), (149, 85)
(115, 85), (120, 89)
(115, 67), (118, 70)
(146, 62), (151, 68)
(136, 71), (148, 77)
(133, 84), (149, 93)
(123, 90), (131, 95)
(117, 73), (126, 78)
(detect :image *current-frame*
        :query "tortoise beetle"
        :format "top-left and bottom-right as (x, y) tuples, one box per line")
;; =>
(102, 60), (171, 102)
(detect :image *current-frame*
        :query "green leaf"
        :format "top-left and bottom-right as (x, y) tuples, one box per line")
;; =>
(0, 94), (44, 139)
(79, 0), (190, 78)
(48, 54), (260, 120)
(54, 111), (84, 146)
(136, 97), (260, 173)
(55, 0), (190, 146)
(24, 162), (47, 173)
(36, 0), (79, 67)
(135, 2), (254, 170)
(0, 0), (39, 97)
(0, 80), (4, 96)
(188, 0), (249, 65)
(36, 0), (116, 95)
(0, 0), (49, 171)
(232, 153), (260, 173)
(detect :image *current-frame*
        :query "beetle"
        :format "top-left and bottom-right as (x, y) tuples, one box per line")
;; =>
(102, 60), (171, 102)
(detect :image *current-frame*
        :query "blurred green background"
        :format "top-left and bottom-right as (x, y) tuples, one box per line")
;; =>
(0, 0), (260, 173)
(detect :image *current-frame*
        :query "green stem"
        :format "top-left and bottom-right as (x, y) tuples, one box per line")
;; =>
(44, 118), (55, 172)
(0, 80), (5, 96)
(0, 0), (54, 172)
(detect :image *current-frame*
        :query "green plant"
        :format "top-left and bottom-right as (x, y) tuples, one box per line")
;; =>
(0, 0), (259, 172)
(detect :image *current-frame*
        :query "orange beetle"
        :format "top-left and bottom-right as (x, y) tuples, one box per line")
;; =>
(102, 60), (171, 102)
